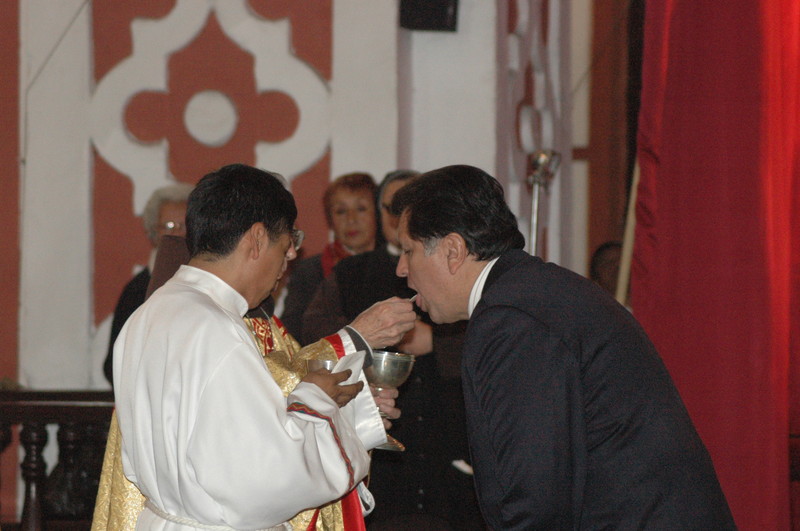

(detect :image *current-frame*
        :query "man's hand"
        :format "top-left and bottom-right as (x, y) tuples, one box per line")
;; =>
(372, 385), (400, 429)
(396, 320), (433, 356)
(350, 297), (417, 348)
(302, 369), (364, 408)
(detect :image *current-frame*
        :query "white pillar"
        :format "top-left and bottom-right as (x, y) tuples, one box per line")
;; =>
(331, 1), (400, 179)
(19, 0), (93, 388)
(406, 0), (500, 173)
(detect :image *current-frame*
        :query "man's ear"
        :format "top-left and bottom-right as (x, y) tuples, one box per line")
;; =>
(244, 222), (266, 258)
(442, 232), (468, 274)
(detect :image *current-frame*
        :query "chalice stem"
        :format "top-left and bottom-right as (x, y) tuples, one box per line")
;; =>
(366, 350), (415, 452)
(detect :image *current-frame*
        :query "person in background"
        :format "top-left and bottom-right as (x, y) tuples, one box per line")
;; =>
(303, 170), (484, 530)
(111, 164), (417, 529)
(301, 170), (417, 342)
(281, 172), (378, 341)
(589, 240), (622, 296)
(103, 182), (194, 386)
(391, 164), (735, 530)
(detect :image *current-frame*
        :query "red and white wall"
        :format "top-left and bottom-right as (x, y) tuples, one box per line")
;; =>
(0, 0), (577, 519)
(0, 2), (20, 518)
(7, 3), (797, 529)
(1, 0), (575, 394)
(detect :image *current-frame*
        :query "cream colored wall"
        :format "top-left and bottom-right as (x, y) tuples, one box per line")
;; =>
(331, 1), (400, 177)
(405, 1), (499, 172)
(403, 1), (583, 272)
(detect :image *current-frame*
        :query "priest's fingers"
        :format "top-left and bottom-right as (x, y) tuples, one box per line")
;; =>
(303, 368), (349, 386)
(349, 297), (417, 348)
(330, 381), (364, 408)
(302, 370), (364, 407)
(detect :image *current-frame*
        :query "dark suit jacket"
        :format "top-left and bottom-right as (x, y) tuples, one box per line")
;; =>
(463, 250), (735, 530)
(281, 254), (323, 342)
(103, 267), (151, 386)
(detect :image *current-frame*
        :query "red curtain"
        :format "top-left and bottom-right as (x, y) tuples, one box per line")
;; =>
(633, 1), (799, 530)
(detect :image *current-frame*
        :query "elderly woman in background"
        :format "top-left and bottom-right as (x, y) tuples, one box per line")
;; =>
(281, 172), (378, 340)
(103, 182), (194, 387)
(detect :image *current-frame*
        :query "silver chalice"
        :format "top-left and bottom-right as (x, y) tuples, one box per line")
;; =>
(365, 350), (415, 451)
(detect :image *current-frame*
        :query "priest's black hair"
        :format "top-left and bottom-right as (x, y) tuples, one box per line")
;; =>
(186, 163), (297, 258)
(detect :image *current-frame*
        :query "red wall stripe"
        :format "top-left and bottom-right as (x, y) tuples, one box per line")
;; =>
(0, 0), (19, 519)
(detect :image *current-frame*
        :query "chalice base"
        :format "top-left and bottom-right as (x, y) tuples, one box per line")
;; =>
(375, 434), (406, 452)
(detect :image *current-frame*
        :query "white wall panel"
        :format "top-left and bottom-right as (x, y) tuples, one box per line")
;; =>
(570, 0), (593, 147)
(407, 0), (499, 173)
(331, 1), (399, 178)
(19, 0), (93, 388)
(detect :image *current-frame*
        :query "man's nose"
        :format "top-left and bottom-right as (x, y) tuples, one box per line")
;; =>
(396, 254), (408, 278)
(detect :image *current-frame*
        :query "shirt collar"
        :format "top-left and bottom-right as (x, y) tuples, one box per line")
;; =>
(172, 265), (250, 317)
(468, 257), (499, 317)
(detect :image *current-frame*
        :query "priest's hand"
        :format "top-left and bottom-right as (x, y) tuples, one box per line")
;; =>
(303, 369), (364, 408)
(349, 297), (417, 348)
(372, 385), (400, 429)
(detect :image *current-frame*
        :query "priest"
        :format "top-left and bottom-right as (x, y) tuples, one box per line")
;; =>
(95, 164), (416, 530)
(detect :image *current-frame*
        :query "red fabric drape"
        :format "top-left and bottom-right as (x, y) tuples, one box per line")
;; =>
(633, 2), (799, 530)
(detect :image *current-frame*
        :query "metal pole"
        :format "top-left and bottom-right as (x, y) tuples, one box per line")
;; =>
(530, 180), (543, 256)
(527, 150), (561, 258)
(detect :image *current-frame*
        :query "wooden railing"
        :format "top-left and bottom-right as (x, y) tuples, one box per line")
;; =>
(2, 390), (799, 530)
(0, 390), (114, 531)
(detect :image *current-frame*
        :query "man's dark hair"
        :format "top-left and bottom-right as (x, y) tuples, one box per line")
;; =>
(390, 164), (525, 260)
(374, 169), (419, 246)
(186, 164), (297, 258)
(377, 169), (420, 207)
(590, 240), (622, 283)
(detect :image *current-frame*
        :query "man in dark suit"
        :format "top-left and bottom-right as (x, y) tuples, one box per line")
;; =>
(390, 165), (736, 530)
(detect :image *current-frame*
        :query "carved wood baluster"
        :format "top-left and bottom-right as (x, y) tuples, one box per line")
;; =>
(19, 421), (48, 531)
(0, 422), (10, 452)
(0, 422), (11, 519)
(84, 421), (110, 509)
(44, 421), (84, 519)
